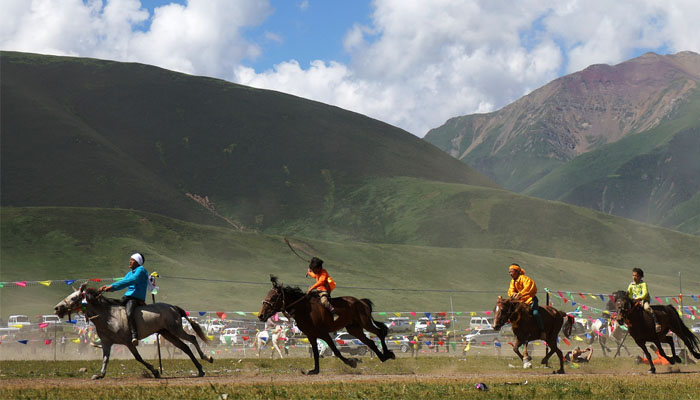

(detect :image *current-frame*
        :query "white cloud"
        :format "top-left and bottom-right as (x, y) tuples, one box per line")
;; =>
(2, 0), (699, 136)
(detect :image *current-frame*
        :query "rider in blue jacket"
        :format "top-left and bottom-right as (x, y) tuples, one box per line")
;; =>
(100, 253), (149, 345)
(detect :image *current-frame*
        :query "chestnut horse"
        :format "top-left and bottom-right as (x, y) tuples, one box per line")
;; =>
(613, 290), (700, 374)
(493, 295), (573, 374)
(258, 276), (395, 374)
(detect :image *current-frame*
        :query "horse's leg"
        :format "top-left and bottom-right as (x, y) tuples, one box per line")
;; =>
(320, 332), (358, 369)
(355, 312), (395, 361)
(658, 335), (680, 364)
(546, 341), (565, 374)
(305, 338), (321, 375)
(346, 325), (390, 362)
(272, 337), (284, 359)
(171, 325), (213, 363)
(159, 330), (205, 377)
(511, 338), (525, 361)
(92, 342), (112, 380)
(635, 338), (656, 374)
(125, 343), (160, 378)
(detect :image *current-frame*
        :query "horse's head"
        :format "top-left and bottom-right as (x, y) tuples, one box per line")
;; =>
(493, 296), (514, 331)
(259, 275), (284, 322)
(613, 290), (631, 325)
(54, 282), (88, 319)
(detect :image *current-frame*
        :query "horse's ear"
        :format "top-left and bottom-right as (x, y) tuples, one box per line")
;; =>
(497, 295), (503, 301)
(78, 282), (88, 293)
(270, 275), (279, 287)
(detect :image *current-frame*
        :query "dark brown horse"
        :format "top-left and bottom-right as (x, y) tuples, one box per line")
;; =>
(493, 295), (574, 374)
(258, 276), (395, 374)
(613, 290), (700, 374)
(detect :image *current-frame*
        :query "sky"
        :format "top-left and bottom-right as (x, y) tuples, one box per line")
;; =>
(2, 0), (699, 137)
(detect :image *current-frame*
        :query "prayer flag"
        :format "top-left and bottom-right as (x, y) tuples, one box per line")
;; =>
(216, 312), (226, 319)
(378, 312), (387, 316)
(45, 339), (52, 345)
(90, 278), (101, 282)
(71, 338), (81, 343)
(574, 336), (583, 342)
(39, 323), (49, 329)
(599, 294), (605, 301)
(252, 312), (259, 316)
(39, 281), (52, 287)
(563, 338), (570, 346)
(484, 311), (492, 315)
(236, 311), (246, 316)
(65, 280), (76, 285)
(198, 311), (207, 316)
(18, 340), (28, 344)
(579, 293), (586, 299)
(464, 343), (470, 352)
(394, 312), (402, 317)
(15, 281), (27, 287)
(0, 282), (3, 288)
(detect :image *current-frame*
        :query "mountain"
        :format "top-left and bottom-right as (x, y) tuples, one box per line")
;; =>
(0, 51), (496, 233)
(424, 52), (700, 233)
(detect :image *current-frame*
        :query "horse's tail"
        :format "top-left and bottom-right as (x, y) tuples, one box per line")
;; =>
(668, 307), (700, 359)
(361, 298), (389, 337)
(562, 313), (574, 338)
(177, 306), (209, 343)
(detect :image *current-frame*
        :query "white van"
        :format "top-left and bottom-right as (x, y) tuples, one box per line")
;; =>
(41, 315), (62, 325)
(469, 317), (494, 331)
(8, 315), (31, 328)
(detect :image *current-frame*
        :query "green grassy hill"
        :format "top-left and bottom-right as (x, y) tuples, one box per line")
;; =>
(1, 51), (495, 232)
(3, 200), (699, 317)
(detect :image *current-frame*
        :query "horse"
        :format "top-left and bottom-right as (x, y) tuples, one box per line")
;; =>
(613, 290), (700, 373)
(258, 275), (395, 375)
(251, 324), (287, 359)
(588, 318), (630, 357)
(54, 283), (213, 379)
(493, 295), (574, 374)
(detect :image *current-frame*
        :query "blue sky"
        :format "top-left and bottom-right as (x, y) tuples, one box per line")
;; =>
(2, 0), (699, 136)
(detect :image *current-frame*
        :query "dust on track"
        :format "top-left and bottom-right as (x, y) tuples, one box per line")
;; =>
(4, 369), (699, 389)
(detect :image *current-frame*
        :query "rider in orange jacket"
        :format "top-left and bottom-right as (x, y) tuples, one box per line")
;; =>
(307, 257), (338, 321)
(507, 263), (546, 340)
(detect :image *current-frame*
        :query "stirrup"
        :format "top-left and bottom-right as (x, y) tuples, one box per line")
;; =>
(131, 338), (139, 346)
(332, 312), (339, 321)
(654, 324), (662, 333)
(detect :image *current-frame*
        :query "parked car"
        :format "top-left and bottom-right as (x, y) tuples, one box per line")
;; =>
(414, 317), (446, 333)
(691, 323), (700, 335)
(317, 332), (369, 356)
(8, 315), (31, 328)
(385, 317), (412, 333)
(469, 317), (494, 331)
(40, 315), (62, 326)
(219, 327), (244, 345)
(464, 328), (502, 344)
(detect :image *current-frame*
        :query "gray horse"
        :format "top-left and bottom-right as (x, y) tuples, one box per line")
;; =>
(54, 283), (213, 379)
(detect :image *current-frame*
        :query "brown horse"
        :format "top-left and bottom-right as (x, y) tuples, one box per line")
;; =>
(493, 295), (574, 374)
(613, 290), (700, 374)
(258, 276), (395, 374)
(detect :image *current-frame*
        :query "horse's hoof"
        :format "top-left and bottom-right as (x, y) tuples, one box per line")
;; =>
(198, 370), (205, 377)
(208, 356), (214, 363)
(554, 370), (565, 375)
(673, 356), (683, 364)
(91, 374), (104, 380)
(347, 358), (358, 368)
(647, 370), (656, 374)
(152, 370), (160, 379)
(303, 369), (319, 375)
(388, 351), (396, 360)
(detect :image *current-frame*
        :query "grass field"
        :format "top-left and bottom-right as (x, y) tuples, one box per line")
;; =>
(2, 356), (700, 399)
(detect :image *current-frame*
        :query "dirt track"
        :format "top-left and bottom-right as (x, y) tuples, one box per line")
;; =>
(4, 368), (699, 389)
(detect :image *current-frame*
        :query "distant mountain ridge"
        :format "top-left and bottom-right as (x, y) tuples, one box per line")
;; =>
(425, 51), (700, 234)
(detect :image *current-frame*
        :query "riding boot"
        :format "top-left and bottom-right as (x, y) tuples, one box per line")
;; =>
(328, 304), (339, 321)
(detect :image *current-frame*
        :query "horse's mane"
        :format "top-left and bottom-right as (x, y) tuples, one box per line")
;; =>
(613, 290), (629, 302)
(281, 284), (305, 302)
(84, 287), (123, 307)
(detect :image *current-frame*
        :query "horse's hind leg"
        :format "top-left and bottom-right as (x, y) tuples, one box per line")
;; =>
(320, 332), (358, 368)
(659, 335), (681, 364)
(159, 330), (205, 377)
(346, 325), (390, 362)
(125, 344), (160, 378)
(171, 325), (213, 363)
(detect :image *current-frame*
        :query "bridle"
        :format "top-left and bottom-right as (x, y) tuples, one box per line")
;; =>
(262, 286), (309, 320)
(495, 300), (516, 327)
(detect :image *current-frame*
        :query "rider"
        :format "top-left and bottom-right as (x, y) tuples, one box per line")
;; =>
(507, 263), (547, 340)
(627, 267), (661, 332)
(306, 257), (338, 321)
(100, 253), (149, 345)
